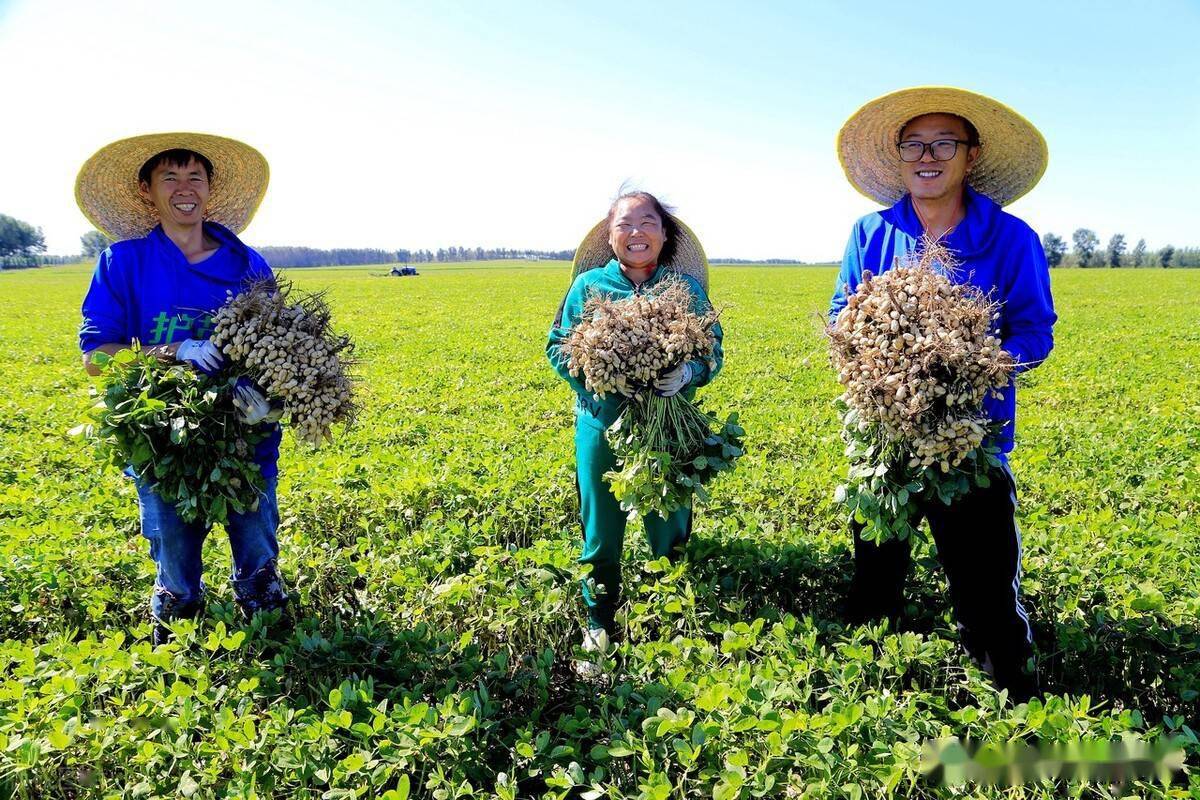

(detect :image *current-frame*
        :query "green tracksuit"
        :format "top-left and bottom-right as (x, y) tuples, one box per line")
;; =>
(546, 259), (724, 631)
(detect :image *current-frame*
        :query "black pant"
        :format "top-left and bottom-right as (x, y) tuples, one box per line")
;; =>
(848, 466), (1039, 702)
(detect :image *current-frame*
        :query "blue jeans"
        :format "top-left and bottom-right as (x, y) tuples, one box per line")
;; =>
(135, 476), (288, 621)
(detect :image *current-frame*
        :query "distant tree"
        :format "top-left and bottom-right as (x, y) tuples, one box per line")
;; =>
(1041, 232), (1067, 267)
(1130, 238), (1147, 267)
(1128, 239), (1147, 267)
(1072, 228), (1100, 267)
(1159, 245), (1175, 268)
(0, 213), (46, 257)
(1106, 233), (1126, 267)
(80, 230), (112, 259)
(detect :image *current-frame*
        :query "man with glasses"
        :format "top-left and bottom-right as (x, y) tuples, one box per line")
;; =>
(830, 88), (1057, 703)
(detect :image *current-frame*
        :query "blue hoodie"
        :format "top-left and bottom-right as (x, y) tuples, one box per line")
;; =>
(79, 222), (282, 475)
(829, 187), (1057, 457)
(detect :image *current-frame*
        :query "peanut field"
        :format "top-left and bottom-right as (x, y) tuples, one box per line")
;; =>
(1, 262), (1197, 799)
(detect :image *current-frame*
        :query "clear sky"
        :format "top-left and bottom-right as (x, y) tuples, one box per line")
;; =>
(1, 0), (1197, 260)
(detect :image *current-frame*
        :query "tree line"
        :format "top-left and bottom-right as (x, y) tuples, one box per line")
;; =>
(1040, 229), (1197, 268)
(86, 232), (577, 267)
(255, 246), (578, 267)
(4, 211), (1200, 270)
(712, 257), (815, 264)
(254, 247), (407, 267)
(398, 247), (576, 264)
(5, 220), (582, 270)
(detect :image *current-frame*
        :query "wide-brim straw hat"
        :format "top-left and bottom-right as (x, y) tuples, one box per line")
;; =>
(75, 132), (269, 241)
(837, 86), (1047, 207)
(571, 216), (709, 293)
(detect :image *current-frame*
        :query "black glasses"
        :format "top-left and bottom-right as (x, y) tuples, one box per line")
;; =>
(896, 139), (971, 162)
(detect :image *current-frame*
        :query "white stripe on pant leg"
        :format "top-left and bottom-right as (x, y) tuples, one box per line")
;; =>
(1005, 463), (1034, 644)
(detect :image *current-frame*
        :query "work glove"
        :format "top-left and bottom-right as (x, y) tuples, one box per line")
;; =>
(574, 627), (612, 680)
(233, 384), (279, 425)
(653, 362), (693, 397)
(176, 339), (224, 374)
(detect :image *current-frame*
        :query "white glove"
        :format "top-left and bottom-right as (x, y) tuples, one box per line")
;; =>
(581, 627), (610, 655)
(653, 362), (693, 397)
(233, 384), (273, 425)
(176, 339), (224, 373)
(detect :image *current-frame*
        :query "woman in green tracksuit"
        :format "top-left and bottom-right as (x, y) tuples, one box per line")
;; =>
(546, 190), (724, 660)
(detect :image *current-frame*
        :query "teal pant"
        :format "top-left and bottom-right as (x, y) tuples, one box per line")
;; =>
(575, 415), (692, 631)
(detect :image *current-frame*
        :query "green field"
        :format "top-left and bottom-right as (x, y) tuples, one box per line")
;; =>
(1, 262), (1197, 798)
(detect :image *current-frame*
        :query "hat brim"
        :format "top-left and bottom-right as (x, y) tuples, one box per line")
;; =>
(571, 216), (709, 293)
(75, 132), (269, 242)
(837, 86), (1047, 207)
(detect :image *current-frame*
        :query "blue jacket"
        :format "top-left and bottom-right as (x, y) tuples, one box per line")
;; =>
(829, 187), (1057, 456)
(547, 259), (724, 427)
(79, 223), (281, 475)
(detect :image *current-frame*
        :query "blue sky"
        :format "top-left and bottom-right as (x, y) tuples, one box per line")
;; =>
(0, 0), (1196, 259)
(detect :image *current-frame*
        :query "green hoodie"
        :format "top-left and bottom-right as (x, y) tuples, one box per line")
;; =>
(546, 259), (724, 427)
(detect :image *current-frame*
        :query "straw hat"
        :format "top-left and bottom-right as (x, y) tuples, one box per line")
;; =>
(571, 216), (709, 293)
(837, 86), (1047, 207)
(75, 132), (269, 241)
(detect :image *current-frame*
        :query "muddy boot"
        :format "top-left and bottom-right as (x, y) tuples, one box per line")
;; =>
(233, 560), (289, 616)
(151, 619), (173, 647)
(150, 593), (204, 646)
(233, 559), (292, 641)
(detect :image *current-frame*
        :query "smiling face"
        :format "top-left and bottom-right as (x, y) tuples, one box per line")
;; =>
(607, 195), (666, 270)
(138, 156), (211, 229)
(898, 113), (979, 203)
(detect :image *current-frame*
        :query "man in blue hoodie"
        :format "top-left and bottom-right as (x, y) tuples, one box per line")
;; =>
(76, 133), (287, 644)
(831, 88), (1057, 702)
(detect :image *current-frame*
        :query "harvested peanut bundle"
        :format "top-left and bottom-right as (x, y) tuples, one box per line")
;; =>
(560, 278), (717, 400)
(210, 278), (357, 446)
(561, 276), (743, 520)
(827, 238), (1015, 542)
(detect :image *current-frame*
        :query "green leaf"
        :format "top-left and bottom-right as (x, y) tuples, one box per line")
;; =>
(209, 495), (227, 525)
(178, 774), (200, 797)
(1130, 582), (1165, 612)
(446, 716), (476, 736)
(383, 774), (411, 800)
